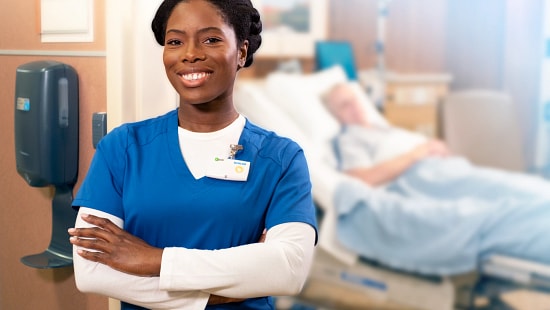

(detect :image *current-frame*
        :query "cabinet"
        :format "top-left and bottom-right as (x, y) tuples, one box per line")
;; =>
(385, 73), (452, 137)
(384, 103), (439, 137)
(362, 72), (452, 137)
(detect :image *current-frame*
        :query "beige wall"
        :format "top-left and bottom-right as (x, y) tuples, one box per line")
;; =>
(328, 0), (448, 73)
(0, 0), (107, 309)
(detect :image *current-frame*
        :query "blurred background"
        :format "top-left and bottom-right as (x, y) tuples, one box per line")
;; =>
(1, 0), (549, 309)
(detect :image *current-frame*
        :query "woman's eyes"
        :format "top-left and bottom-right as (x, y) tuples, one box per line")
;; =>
(203, 37), (222, 44)
(166, 39), (182, 46)
(165, 37), (222, 46)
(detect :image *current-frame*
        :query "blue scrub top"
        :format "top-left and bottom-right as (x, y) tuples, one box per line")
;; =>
(73, 109), (318, 310)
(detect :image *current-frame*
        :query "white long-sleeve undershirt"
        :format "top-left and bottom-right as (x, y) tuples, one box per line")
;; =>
(73, 207), (316, 309)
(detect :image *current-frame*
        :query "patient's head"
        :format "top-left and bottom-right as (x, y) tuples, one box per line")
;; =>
(323, 83), (370, 127)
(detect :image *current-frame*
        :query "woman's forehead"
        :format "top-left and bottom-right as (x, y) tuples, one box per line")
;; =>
(167, 0), (225, 27)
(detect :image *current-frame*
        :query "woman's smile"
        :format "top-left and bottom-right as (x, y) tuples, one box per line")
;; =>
(178, 71), (212, 87)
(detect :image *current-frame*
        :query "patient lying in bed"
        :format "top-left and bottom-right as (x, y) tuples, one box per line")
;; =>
(324, 83), (452, 187)
(323, 82), (550, 276)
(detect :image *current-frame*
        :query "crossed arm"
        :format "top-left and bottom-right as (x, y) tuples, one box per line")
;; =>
(69, 207), (315, 309)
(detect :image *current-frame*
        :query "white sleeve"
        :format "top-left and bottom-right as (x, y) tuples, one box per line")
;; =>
(159, 222), (316, 298)
(73, 207), (210, 310)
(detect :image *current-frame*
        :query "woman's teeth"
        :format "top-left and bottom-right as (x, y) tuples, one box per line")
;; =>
(181, 72), (209, 81)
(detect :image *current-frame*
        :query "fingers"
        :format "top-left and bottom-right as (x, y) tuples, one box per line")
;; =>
(74, 245), (105, 262)
(68, 213), (122, 243)
(69, 230), (111, 254)
(68, 214), (120, 252)
(258, 228), (267, 243)
(68, 225), (112, 242)
(79, 213), (122, 233)
(424, 140), (451, 157)
(208, 294), (246, 305)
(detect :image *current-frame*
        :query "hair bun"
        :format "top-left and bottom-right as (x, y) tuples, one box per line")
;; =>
(250, 9), (262, 36)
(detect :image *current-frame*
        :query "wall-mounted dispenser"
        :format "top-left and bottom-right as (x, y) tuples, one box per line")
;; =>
(14, 60), (79, 268)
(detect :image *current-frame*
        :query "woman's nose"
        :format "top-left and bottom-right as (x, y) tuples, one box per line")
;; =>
(182, 43), (205, 62)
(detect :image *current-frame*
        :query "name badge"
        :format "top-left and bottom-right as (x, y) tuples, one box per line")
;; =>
(205, 157), (250, 181)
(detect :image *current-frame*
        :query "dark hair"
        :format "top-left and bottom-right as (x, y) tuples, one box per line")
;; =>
(151, 0), (262, 67)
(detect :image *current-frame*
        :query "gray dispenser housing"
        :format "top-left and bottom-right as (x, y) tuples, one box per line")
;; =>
(14, 60), (79, 268)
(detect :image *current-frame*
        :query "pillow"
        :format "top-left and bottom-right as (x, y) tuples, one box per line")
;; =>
(264, 65), (391, 144)
(233, 81), (322, 163)
(265, 66), (348, 144)
(346, 82), (391, 128)
(234, 81), (294, 134)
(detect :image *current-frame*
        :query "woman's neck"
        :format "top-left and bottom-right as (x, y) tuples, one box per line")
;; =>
(178, 105), (239, 132)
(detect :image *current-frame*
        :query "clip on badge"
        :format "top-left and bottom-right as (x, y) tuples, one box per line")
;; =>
(205, 144), (249, 181)
(229, 144), (243, 159)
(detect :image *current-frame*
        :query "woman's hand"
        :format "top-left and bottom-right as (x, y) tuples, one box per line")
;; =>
(207, 295), (246, 305)
(68, 213), (163, 276)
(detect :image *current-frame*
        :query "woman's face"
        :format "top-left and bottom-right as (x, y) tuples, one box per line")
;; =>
(163, 0), (248, 106)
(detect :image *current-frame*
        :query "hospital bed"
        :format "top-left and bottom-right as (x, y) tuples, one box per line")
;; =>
(233, 66), (550, 309)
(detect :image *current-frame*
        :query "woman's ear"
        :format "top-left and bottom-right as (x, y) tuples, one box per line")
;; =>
(237, 52), (245, 68)
(237, 41), (249, 69)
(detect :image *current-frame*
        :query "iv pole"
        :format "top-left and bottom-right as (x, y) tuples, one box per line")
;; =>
(376, 0), (391, 74)
(372, 0), (392, 108)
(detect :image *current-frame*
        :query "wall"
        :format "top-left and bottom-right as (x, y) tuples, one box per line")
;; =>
(0, 0), (544, 308)
(502, 0), (544, 170)
(445, 0), (544, 169)
(243, 0), (449, 77)
(0, 1), (107, 309)
(330, 0), (543, 169)
(328, 0), (448, 73)
(105, 0), (177, 128)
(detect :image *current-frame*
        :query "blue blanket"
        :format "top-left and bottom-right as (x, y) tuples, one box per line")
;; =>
(335, 157), (550, 275)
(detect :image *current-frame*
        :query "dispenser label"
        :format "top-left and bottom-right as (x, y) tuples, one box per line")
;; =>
(16, 97), (30, 111)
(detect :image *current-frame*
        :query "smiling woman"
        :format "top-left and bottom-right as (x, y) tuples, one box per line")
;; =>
(160, 1), (246, 117)
(69, 0), (318, 310)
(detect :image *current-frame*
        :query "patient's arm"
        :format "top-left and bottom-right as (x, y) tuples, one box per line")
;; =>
(344, 152), (416, 186)
(345, 139), (450, 186)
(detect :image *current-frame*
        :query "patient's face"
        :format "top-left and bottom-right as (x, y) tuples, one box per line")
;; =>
(326, 84), (369, 126)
